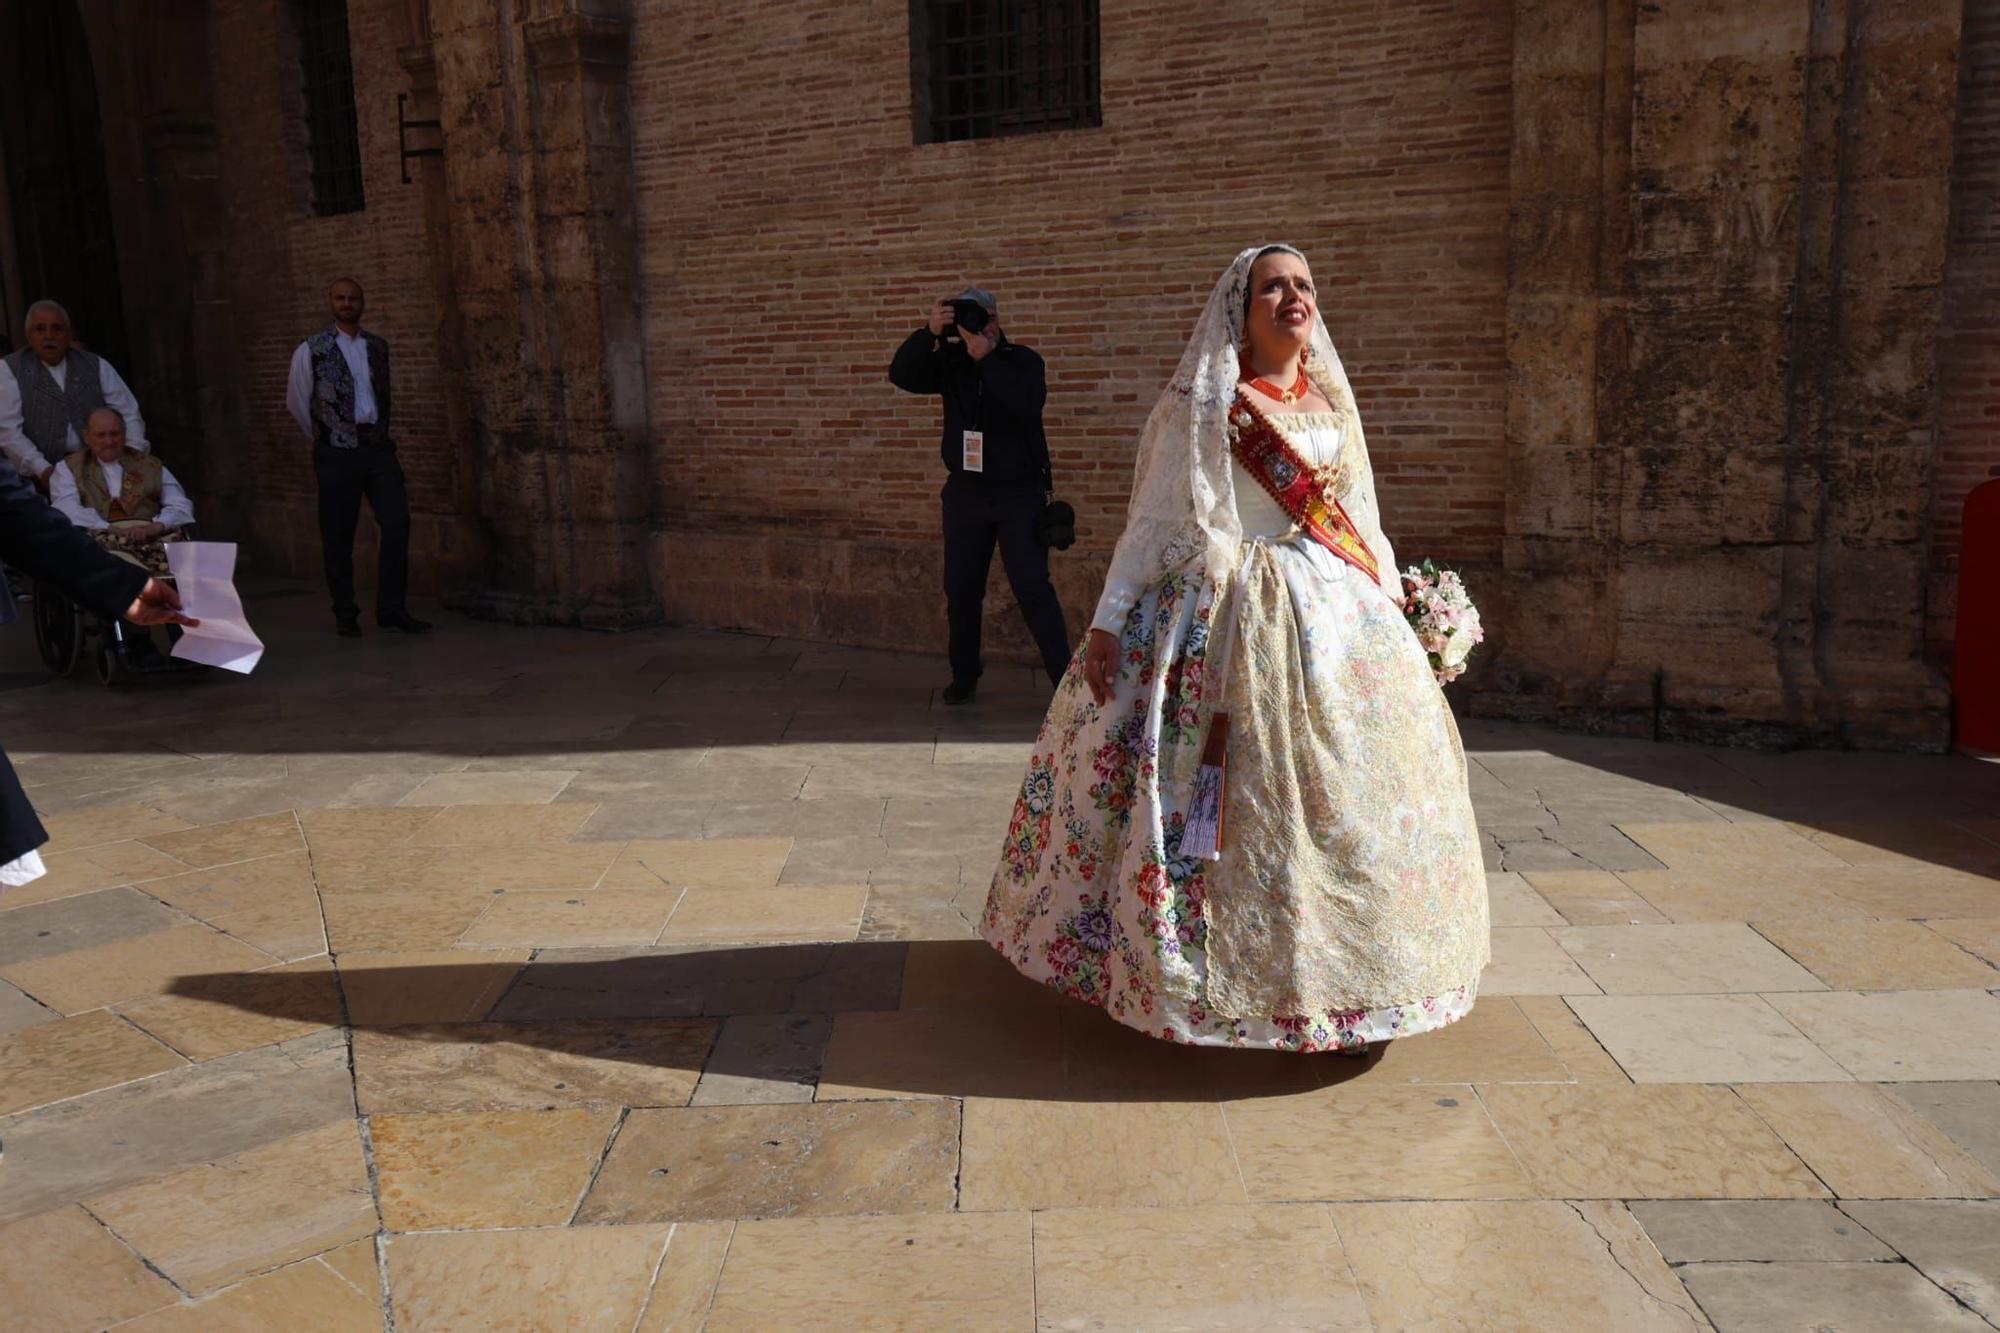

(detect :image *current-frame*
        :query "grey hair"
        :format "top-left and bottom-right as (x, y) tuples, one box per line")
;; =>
(23, 299), (71, 329)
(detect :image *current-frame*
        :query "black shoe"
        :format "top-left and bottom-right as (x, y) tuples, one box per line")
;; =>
(377, 612), (432, 633)
(942, 677), (978, 706)
(335, 616), (363, 638)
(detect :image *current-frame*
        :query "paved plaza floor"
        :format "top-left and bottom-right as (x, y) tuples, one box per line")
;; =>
(0, 584), (1996, 1330)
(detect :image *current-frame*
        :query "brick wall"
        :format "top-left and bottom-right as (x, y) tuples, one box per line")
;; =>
(206, 0), (454, 593)
(1935, 4), (2000, 663)
(627, 0), (1515, 660)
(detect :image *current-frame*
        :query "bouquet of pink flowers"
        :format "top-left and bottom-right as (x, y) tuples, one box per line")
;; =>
(1401, 560), (1484, 685)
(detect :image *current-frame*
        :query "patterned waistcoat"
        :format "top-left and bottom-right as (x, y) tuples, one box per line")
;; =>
(6, 347), (106, 465)
(65, 447), (164, 522)
(307, 329), (393, 449)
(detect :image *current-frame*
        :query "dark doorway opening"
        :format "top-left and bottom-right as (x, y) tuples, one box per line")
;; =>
(0, 0), (128, 367)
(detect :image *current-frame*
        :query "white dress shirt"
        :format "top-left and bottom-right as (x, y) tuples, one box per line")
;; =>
(286, 328), (380, 440)
(50, 457), (195, 531)
(0, 355), (149, 478)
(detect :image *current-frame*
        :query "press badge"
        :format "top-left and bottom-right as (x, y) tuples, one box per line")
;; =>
(962, 430), (985, 473)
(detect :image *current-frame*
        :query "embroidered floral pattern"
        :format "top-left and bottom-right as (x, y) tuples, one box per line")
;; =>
(983, 422), (1489, 1053)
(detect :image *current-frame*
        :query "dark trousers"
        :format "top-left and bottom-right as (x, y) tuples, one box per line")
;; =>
(314, 439), (411, 620)
(941, 475), (1072, 684)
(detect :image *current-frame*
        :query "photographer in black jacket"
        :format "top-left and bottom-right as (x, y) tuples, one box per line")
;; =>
(890, 287), (1071, 704)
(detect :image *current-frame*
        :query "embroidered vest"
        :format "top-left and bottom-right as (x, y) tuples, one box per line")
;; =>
(65, 448), (163, 523)
(6, 347), (106, 465)
(306, 329), (392, 448)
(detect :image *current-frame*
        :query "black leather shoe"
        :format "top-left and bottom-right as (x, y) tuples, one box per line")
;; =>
(941, 677), (978, 706)
(335, 616), (362, 638)
(377, 612), (433, 633)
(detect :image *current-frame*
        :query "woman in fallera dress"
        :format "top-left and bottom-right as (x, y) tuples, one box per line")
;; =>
(981, 245), (1488, 1052)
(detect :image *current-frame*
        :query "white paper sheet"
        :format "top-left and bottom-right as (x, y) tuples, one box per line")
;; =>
(165, 541), (264, 673)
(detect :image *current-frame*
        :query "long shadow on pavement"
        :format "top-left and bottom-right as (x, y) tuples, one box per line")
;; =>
(168, 938), (1385, 1105)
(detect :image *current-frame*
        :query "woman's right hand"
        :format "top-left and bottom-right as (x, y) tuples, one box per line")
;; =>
(1083, 628), (1119, 705)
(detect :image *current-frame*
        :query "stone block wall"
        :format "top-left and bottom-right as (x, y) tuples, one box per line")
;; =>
(1500, 0), (1965, 748)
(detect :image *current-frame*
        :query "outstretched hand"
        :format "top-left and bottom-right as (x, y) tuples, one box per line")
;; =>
(1082, 629), (1119, 705)
(124, 578), (198, 628)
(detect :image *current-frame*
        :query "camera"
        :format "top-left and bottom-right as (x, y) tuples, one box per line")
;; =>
(945, 299), (992, 341)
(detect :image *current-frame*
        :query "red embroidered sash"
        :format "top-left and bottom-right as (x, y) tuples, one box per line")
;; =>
(1227, 394), (1381, 586)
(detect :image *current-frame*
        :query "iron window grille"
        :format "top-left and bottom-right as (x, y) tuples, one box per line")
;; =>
(912, 0), (1101, 145)
(295, 0), (365, 215)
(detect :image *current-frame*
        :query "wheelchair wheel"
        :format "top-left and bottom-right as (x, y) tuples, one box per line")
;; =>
(96, 641), (122, 686)
(31, 582), (82, 675)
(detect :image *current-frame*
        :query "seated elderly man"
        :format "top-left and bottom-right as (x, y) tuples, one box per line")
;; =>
(50, 408), (193, 577)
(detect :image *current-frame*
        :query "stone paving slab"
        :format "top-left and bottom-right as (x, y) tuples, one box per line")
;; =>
(0, 605), (1995, 1327)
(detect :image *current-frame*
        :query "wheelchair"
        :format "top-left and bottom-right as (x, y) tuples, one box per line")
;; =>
(30, 580), (192, 685)
(30, 528), (198, 686)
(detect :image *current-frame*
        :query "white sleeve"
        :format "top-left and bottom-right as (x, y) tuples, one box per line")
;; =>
(156, 466), (195, 528)
(286, 344), (316, 440)
(48, 463), (107, 530)
(1089, 573), (1149, 637)
(0, 363), (43, 478)
(99, 360), (148, 453)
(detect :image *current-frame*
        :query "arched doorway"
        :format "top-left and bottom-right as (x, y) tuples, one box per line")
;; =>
(0, 0), (128, 366)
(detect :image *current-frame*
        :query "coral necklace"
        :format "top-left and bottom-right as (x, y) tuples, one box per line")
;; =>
(1241, 357), (1309, 406)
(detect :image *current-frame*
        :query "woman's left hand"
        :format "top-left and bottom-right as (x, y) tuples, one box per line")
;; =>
(1082, 629), (1119, 705)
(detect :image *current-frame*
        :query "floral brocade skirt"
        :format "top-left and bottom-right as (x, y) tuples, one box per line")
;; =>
(982, 537), (1490, 1052)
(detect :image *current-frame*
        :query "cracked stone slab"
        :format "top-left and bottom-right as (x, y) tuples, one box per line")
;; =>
(1679, 1261), (1988, 1331)
(1629, 1200), (1896, 1263)
(1839, 1200), (2000, 1323)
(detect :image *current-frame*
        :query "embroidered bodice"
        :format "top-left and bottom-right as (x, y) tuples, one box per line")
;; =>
(1234, 411), (1342, 539)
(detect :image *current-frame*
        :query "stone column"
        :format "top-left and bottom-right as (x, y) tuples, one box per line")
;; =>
(1497, 0), (1958, 748)
(397, 0), (487, 589)
(423, 0), (656, 627)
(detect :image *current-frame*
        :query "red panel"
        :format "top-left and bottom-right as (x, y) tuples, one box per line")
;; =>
(1955, 479), (2000, 751)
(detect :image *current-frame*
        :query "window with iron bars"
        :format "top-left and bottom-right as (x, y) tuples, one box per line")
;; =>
(911, 0), (1101, 145)
(295, 0), (364, 215)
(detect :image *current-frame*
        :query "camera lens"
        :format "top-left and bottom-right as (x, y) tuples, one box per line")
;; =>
(953, 302), (990, 335)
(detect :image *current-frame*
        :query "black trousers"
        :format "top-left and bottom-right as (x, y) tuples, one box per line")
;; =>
(0, 747), (46, 867)
(314, 439), (411, 619)
(941, 475), (1072, 684)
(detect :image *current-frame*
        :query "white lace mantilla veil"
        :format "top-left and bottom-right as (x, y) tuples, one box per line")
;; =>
(1092, 243), (1398, 630)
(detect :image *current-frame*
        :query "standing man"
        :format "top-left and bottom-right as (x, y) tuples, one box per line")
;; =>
(0, 300), (149, 491)
(286, 277), (429, 637)
(890, 286), (1070, 704)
